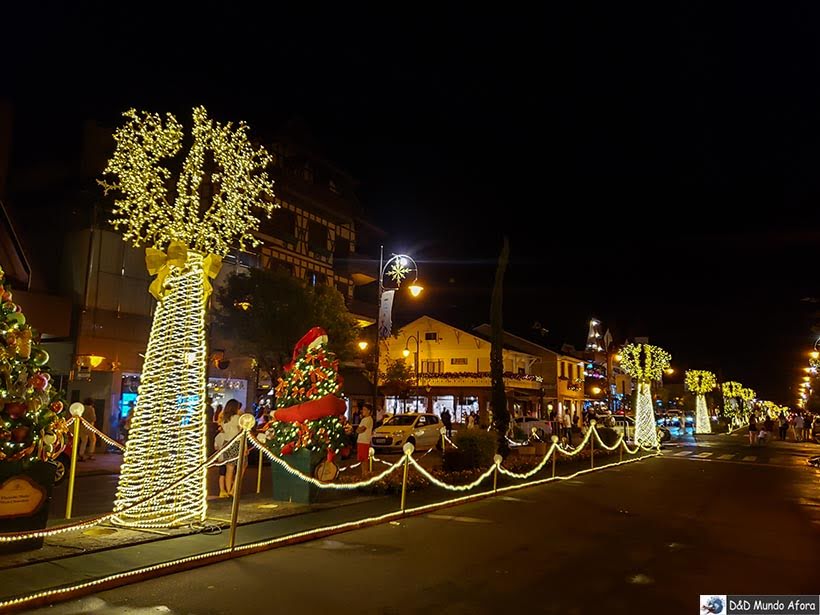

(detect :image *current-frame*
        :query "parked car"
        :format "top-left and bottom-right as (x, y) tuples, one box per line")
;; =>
(371, 413), (442, 452)
(513, 416), (552, 439)
(51, 434), (74, 486)
(598, 414), (671, 443)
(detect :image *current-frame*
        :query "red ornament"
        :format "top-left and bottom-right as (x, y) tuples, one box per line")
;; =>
(4, 402), (27, 420)
(11, 426), (30, 442)
(51, 400), (64, 413)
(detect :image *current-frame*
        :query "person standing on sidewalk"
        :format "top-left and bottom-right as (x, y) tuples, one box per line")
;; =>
(78, 398), (97, 461)
(356, 404), (374, 477)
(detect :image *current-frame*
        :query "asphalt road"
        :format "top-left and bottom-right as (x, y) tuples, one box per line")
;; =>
(28, 432), (820, 615)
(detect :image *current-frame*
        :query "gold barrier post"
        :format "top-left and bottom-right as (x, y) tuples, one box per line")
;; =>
(551, 435), (558, 478)
(400, 443), (413, 513)
(368, 446), (374, 475)
(440, 427), (446, 453)
(256, 442), (264, 494)
(229, 415), (256, 549)
(590, 421), (596, 469)
(65, 403), (85, 519)
(493, 454), (501, 494)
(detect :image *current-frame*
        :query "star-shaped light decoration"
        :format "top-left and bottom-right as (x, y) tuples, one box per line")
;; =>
(386, 259), (412, 284)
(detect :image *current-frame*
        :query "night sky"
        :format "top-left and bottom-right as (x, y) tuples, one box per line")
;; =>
(3, 4), (820, 403)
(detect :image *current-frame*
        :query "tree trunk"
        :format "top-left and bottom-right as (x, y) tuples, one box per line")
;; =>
(695, 394), (711, 434)
(490, 236), (510, 440)
(113, 251), (209, 527)
(634, 381), (658, 448)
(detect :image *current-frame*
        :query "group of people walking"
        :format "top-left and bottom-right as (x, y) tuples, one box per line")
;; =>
(748, 411), (815, 446)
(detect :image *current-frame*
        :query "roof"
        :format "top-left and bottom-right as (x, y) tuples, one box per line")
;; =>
(472, 324), (582, 361)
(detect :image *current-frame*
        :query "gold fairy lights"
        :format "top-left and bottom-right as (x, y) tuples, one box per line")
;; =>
(686, 370), (716, 434)
(100, 106), (277, 257)
(100, 106), (276, 528)
(618, 343), (671, 382)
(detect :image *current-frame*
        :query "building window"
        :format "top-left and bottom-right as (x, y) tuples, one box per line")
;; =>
(518, 367), (525, 375)
(450, 358), (468, 365)
(269, 259), (294, 275)
(262, 209), (297, 243)
(334, 237), (350, 260)
(424, 332), (437, 341)
(302, 165), (314, 183)
(308, 221), (329, 256)
(421, 359), (443, 373)
(560, 362), (566, 378)
(306, 270), (327, 286)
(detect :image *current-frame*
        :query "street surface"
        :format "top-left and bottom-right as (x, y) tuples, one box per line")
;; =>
(29, 431), (820, 615)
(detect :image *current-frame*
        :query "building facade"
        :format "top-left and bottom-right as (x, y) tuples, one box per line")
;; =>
(380, 316), (543, 423)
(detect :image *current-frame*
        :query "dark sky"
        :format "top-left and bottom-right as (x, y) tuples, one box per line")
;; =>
(3, 3), (820, 403)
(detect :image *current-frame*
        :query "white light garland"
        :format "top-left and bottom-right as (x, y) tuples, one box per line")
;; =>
(686, 370), (716, 435)
(634, 382), (659, 448)
(78, 417), (125, 451)
(0, 449), (659, 613)
(112, 255), (210, 527)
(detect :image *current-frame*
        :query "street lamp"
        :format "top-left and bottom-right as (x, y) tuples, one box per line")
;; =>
(403, 332), (420, 412)
(372, 248), (423, 416)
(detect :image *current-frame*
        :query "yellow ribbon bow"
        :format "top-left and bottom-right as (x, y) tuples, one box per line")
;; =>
(145, 240), (222, 301)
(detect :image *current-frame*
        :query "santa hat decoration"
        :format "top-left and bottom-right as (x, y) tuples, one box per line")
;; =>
(284, 327), (329, 371)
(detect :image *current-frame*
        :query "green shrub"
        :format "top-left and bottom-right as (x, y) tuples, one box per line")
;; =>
(443, 429), (498, 471)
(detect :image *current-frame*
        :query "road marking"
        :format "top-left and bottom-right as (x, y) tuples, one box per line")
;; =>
(673, 451), (693, 456)
(660, 456), (800, 469)
(694, 452), (713, 458)
(717, 454), (734, 460)
(742, 456), (757, 462)
(498, 496), (533, 502)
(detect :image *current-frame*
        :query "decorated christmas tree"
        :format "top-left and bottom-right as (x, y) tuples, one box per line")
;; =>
(261, 327), (347, 458)
(0, 267), (67, 467)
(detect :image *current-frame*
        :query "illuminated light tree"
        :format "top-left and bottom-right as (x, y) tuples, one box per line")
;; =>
(740, 387), (756, 423)
(260, 328), (347, 462)
(721, 381), (743, 427)
(100, 107), (275, 527)
(0, 267), (67, 466)
(619, 343), (670, 447)
(685, 370), (716, 434)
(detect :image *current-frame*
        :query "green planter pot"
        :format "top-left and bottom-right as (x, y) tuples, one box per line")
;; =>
(0, 461), (57, 553)
(271, 448), (323, 504)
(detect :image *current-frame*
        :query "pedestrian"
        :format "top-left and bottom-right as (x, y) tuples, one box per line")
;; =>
(441, 408), (453, 438)
(794, 414), (805, 442)
(214, 429), (230, 498)
(778, 412), (788, 441)
(801, 413), (812, 442)
(356, 403), (374, 477)
(120, 400), (134, 444)
(78, 398), (98, 461)
(562, 411), (572, 445)
(748, 414), (758, 446)
(466, 412), (475, 430)
(220, 399), (243, 495)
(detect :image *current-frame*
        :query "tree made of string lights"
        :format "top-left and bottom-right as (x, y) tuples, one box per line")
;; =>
(100, 107), (276, 527)
(685, 370), (716, 434)
(619, 343), (670, 448)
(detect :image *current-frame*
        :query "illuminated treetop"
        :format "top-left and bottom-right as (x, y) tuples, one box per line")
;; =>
(740, 387), (756, 402)
(619, 343), (671, 382)
(722, 381), (743, 398)
(99, 106), (276, 256)
(685, 370), (717, 395)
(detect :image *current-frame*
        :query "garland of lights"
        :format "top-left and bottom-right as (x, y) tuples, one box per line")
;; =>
(410, 371), (543, 383)
(0, 266), (67, 465)
(619, 343), (670, 447)
(0, 450), (658, 612)
(685, 370), (716, 434)
(102, 106), (276, 528)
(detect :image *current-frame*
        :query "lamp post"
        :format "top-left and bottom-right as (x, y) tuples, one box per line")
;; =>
(403, 332), (421, 412)
(372, 247), (423, 418)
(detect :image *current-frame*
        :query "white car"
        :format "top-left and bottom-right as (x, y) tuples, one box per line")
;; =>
(513, 416), (552, 439)
(371, 413), (442, 452)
